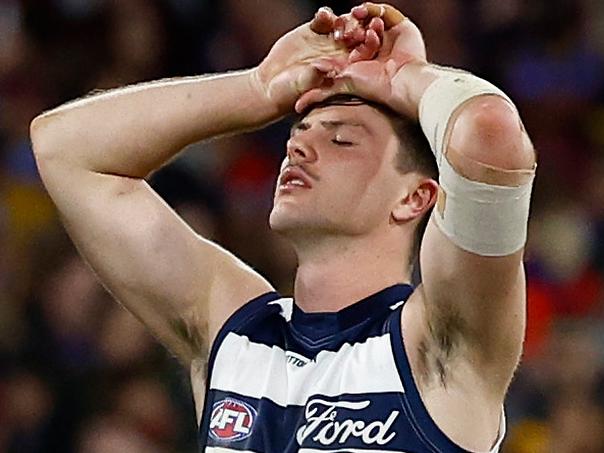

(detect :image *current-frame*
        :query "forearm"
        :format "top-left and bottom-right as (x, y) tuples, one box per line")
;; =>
(31, 69), (279, 178)
(390, 61), (439, 121)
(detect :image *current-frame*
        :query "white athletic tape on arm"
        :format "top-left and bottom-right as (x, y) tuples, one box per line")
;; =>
(418, 69), (534, 256)
(418, 70), (514, 165)
(434, 156), (534, 256)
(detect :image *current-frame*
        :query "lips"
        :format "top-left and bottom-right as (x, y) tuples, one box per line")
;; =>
(278, 166), (313, 191)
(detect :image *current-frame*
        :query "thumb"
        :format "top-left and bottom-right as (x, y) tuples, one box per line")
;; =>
(295, 87), (333, 113)
(310, 7), (337, 34)
(310, 56), (347, 78)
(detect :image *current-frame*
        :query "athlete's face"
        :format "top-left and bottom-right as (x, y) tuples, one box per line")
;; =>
(270, 104), (416, 238)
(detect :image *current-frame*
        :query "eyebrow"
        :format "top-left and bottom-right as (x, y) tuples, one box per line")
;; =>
(290, 119), (370, 135)
(324, 120), (373, 134)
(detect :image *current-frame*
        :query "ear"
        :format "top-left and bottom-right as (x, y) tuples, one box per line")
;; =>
(391, 177), (438, 223)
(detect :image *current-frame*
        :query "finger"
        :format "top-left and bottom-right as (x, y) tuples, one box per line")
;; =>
(310, 58), (339, 79)
(333, 16), (346, 41)
(349, 26), (366, 45)
(310, 6), (337, 34)
(340, 14), (364, 44)
(368, 17), (384, 39)
(310, 59), (335, 74)
(364, 28), (381, 57)
(295, 80), (354, 113)
(335, 21), (364, 48)
(348, 28), (380, 63)
(311, 55), (348, 75)
(351, 5), (369, 20)
(363, 2), (405, 29)
(295, 87), (334, 113)
(348, 47), (365, 64)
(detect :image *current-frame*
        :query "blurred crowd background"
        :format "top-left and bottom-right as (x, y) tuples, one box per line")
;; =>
(1, 0), (603, 451)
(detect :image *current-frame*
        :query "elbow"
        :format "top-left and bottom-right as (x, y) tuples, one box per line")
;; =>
(30, 112), (76, 184)
(30, 113), (57, 162)
(449, 96), (536, 171)
(30, 111), (77, 170)
(29, 117), (56, 188)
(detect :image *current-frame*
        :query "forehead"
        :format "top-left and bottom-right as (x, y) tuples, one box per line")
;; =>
(300, 103), (393, 132)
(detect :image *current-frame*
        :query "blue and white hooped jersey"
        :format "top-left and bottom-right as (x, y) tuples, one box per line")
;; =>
(198, 284), (505, 452)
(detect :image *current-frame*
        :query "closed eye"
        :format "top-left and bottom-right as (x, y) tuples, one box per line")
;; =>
(331, 138), (355, 147)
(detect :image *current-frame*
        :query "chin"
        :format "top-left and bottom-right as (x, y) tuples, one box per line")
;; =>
(269, 206), (314, 236)
(269, 208), (296, 233)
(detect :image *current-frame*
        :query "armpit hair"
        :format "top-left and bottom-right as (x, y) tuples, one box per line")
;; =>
(169, 313), (209, 359)
(417, 304), (469, 389)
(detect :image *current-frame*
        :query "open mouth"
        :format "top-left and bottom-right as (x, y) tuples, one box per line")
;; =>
(278, 166), (313, 191)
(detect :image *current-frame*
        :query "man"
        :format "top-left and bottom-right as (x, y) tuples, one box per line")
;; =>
(30, 3), (536, 452)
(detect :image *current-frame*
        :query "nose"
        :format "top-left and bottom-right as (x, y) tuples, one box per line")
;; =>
(286, 136), (317, 164)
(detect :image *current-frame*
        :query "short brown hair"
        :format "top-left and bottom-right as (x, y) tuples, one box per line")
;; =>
(300, 94), (438, 264)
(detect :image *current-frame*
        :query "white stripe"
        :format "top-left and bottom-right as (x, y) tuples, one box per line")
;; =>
(210, 332), (404, 407)
(268, 297), (293, 321)
(389, 299), (406, 310)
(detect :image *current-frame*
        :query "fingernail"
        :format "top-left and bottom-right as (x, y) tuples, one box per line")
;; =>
(334, 29), (342, 40)
(351, 6), (366, 17)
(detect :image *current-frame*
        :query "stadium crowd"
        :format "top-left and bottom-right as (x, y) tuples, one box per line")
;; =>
(0, 0), (603, 451)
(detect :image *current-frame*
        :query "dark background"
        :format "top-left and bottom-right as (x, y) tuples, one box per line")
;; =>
(1, 0), (603, 451)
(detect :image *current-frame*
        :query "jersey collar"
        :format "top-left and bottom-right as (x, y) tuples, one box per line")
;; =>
(290, 283), (414, 342)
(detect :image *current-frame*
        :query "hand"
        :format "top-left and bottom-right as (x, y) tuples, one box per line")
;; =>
(252, 7), (384, 115)
(295, 3), (428, 116)
(347, 3), (426, 64)
(294, 58), (407, 113)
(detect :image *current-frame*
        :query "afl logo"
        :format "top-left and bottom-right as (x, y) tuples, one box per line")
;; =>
(209, 398), (257, 442)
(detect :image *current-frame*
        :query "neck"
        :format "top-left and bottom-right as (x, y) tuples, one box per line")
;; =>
(292, 232), (413, 312)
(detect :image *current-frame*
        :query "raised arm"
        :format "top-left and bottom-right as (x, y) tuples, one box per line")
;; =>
(397, 61), (535, 390)
(380, 22), (536, 396)
(295, 4), (535, 395)
(29, 9), (353, 367)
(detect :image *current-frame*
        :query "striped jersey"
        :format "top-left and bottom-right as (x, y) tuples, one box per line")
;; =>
(198, 284), (505, 452)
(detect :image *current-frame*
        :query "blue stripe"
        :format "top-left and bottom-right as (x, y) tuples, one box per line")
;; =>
(388, 308), (469, 452)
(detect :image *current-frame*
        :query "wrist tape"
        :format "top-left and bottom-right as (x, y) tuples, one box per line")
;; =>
(419, 69), (534, 257)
